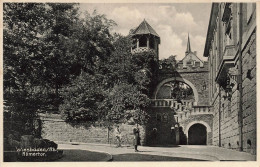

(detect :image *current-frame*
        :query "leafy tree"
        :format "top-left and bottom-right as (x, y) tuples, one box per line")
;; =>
(4, 3), (51, 136)
(3, 3), (79, 136)
(60, 33), (157, 126)
(39, 3), (80, 109)
(59, 72), (107, 124)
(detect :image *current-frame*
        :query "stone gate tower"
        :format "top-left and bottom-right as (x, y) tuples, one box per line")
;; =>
(131, 19), (212, 146)
(131, 19), (160, 60)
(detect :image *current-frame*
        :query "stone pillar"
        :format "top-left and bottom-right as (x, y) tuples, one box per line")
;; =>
(147, 37), (149, 48)
(137, 39), (139, 48)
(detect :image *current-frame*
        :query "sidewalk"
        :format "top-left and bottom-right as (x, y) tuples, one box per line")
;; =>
(56, 142), (256, 161)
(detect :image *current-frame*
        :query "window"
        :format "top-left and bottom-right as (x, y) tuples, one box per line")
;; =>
(162, 114), (168, 122)
(247, 3), (253, 23)
(139, 36), (147, 47)
(156, 114), (162, 122)
(149, 37), (155, 49)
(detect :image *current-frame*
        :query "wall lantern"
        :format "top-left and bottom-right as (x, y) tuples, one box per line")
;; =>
(223, 76), (234, 101)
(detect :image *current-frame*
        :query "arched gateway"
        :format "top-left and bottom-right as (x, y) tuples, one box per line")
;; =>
(185, 121), (212, 145)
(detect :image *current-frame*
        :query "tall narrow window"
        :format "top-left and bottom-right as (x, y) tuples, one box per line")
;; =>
(156, 114), (162, 122)
(149, 37), (155, 49)
(139, 36), (147, 47)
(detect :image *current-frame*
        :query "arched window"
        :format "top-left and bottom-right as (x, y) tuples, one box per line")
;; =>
(162, 114), (168, 122)
(139, 36), (147, 47)
(156, 114), (162, 122)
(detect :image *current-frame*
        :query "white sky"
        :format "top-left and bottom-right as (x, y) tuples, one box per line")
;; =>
(80, 3), (212, 61)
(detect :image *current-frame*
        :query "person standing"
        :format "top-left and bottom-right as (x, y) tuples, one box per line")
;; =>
(114, 125), (122, 147)
(133, 127), (141, 152)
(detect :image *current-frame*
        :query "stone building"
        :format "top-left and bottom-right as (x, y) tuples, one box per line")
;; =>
(131, 20), (212, 146)
(203, 3), (256, 154)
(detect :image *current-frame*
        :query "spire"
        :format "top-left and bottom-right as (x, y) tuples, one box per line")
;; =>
(186, 33), (191, 54)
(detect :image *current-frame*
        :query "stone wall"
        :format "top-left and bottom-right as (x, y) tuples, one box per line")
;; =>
(180, 72), (209, 106)
(145, 107), (177, 145)
(212, 93), (220, 146)
(210, 27), (256, 155)
(241, 31), (256, 154)
(145, 107), (213, 145)
(219, 88), (240, 150)
(40, 114), (145, 146)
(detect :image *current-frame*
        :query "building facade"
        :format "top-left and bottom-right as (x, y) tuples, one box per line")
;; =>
(203, 3), (256, 154)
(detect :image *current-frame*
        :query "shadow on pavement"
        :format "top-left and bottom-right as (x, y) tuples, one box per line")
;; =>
(112, 153), (207, 161)
(57, 149), (111, 161)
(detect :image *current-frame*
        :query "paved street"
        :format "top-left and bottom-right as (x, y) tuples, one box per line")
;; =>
(56, 142), (256, 161)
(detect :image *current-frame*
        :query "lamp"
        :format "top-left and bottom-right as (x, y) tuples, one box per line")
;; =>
(223, 76), (234, 101)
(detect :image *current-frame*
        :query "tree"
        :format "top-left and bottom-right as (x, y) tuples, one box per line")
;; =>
(39, 3), (80, 109)
(4, 3), (51, 136)
(60, 33), (156, 127)
(3, 3), (80, 136)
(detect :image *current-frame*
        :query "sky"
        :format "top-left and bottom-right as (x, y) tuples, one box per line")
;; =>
(80, 3), (212, 61)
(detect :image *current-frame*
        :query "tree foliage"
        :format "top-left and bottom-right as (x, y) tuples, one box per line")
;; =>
(4, 3), (159, 133)
(3, 3), (80, 135)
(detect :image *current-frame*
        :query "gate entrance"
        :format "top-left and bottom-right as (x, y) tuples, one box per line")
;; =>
(188, 123), (207, 145)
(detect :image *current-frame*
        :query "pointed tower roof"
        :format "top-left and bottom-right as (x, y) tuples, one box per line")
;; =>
(131, 19), (160, 38)
(186, 33), (191, 53)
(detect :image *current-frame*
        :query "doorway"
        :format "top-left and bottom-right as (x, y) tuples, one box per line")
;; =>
(188, 123), (207, 145)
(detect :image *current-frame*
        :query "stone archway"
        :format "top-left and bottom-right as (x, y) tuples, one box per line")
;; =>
(188, 124), (207, 145)
(153, 77), (199, 103)
(184, 121), (211, 145)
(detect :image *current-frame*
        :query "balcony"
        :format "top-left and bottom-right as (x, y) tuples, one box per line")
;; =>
(131, 47), (156, 55)
(216, 45), (237, 85)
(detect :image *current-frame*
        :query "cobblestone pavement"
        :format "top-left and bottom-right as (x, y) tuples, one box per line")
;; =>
(57, 142), (256, 161)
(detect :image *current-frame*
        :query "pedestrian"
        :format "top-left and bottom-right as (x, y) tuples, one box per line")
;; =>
(151, 128), (157, 145)
(114, 125), (122, 147)
(133, 127), (141, 152)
